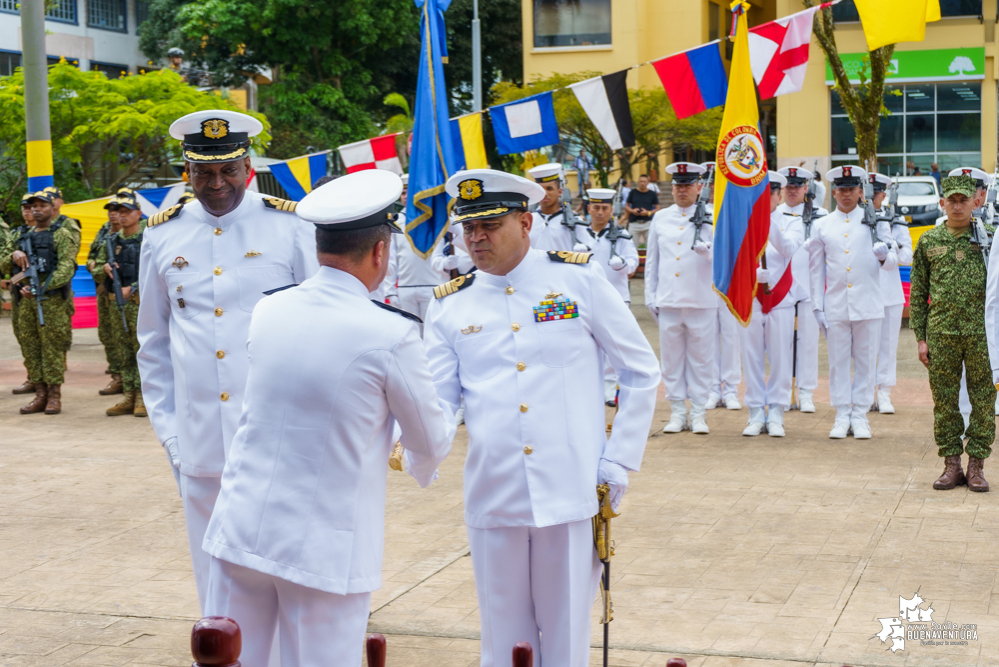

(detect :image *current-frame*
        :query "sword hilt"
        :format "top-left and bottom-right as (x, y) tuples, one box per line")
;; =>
(389, 441), (404, 471)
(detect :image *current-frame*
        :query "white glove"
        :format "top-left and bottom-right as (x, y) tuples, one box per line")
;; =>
(608, 255), (626, 271)
(872, 241), (889, 262)
(573, 242), (590, 253)
(385, 294), (399, 307)
(813, 309), (829, 332)
(162, 437), (182, 497)
(693, 241), (712, 258)
(647, 303), (659, 319)
(442, 254), (461, 271)
(598, 459), (629, 511)
(756, 267), (770, 284)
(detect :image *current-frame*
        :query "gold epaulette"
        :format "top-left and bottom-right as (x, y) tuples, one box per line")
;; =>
(263, 197), (298, 213)
(433, 272), (475, 299)
(147, 203), (184, 227)
(548, 250), (592, 264)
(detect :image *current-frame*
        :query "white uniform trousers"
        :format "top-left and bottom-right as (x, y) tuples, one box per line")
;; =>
(204, 557), (371, 667)
(794, 299), (820, 393)
(826, 319), (881, 410)
(467, 520), (601, 667)
(712, 299), (742, 397)
(875, 304), (904, 388)
(739, 307), (795, 409)
(180, 474), (222, 611)
(657, 307), (716, 404)
(398, 286), (435, 334)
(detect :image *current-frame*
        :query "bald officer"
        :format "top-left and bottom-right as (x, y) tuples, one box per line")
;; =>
(426, 169), (659, 667)
(527, 163), (590, 252)
(137, 110), (319, 610)
(203, 171), (453, 667)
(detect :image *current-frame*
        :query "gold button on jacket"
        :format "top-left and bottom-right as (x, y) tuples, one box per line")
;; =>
(216, 350), (226, 359)
(215, 307), (223, 317)
(214, 227), (223, 235)
(220, 392), (229, 401)
(516, 362), (526, 371)
(519, 403), (529, 412)
(214, 267), (223, 276)
(523, 446), (533, 455)
(505, 286), (515, 295)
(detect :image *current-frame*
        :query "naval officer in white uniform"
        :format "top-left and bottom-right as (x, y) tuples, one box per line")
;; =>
(202, 171), (454, 667)
(527, 163), (590, 252)
(137, 110), (319, 609)
(808, 166), (897, 439)
(425, 170), (659, 667)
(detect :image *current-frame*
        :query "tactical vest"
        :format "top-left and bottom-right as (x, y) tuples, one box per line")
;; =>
(18, 224), (61, 277)
(112, 231), (143, 286)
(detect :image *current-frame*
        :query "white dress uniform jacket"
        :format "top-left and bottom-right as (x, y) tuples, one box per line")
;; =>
(425, 249), (660, 529)
(431, 232), (475, 277)
(137, 192), (319, 477)
(761, 212), (806, 309)
(384, 227), (442, 321)
(204, 267), (454, 594)
(644, 204), (717, 309)
(808, 206), (897, 322)
(878, 215), (914, 307)
(583, 225), (639, 302)
(776, 202), (829, 304)
(530, 209), (584, 251)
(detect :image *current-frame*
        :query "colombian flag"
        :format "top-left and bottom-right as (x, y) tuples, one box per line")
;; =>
(712, 1), (771, 326)
(269, 151), (330, 201)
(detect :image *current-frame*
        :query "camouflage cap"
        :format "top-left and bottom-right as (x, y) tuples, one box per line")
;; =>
(942, 174), (976, 199)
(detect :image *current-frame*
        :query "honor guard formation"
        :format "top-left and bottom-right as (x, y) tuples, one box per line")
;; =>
(6, 108), (999, 666)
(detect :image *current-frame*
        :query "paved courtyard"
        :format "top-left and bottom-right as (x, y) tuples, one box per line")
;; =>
(0, 284), (997, 667)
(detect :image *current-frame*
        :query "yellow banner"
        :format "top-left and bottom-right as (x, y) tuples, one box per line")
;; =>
(61, 197), (114, 265)
(854, 0), (941, 52)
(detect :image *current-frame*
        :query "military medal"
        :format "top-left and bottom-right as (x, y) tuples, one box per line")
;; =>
(534, 292), (579, 322)
(172, 256), (189, 270)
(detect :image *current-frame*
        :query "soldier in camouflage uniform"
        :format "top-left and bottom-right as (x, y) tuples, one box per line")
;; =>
(8, 196), (38, 394)
(94, 193), (146, 417)
(42, 187), (80, 355)
(89, 199), (124, 394)
(0, 192), (77, 414)
(910, 174), (994, 492)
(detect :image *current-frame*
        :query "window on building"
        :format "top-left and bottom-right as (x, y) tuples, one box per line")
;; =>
(831, 82), (981, 175)
(0, 0), (17, 13)
(90, 61), (129, 78)
(46, 0), (77, 23)
(0, 50), (21, 76)
(135, 0), (149, 30)
(533, 0), (611, 48)
(833, 0), (982, 22)
(88, 0), (126, 32)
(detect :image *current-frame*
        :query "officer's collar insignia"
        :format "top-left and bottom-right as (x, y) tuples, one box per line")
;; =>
(245, 249), (262, 257)
(458, 179), (483, 201)
(460, 325), (482, 335)
(534, 294), (579, 322)
(201, 119), (230, 140)
(434, 272), (476, 299)
(548, 250), (592, 265)
(172, 256), (189, 270)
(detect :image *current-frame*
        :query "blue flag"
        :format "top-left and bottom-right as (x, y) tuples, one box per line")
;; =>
(488, 91), (560, 155)
(405, 0), (456, 258)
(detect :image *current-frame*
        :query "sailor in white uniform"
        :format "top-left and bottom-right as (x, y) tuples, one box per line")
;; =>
(740, 172), (805, 437)
(431, 228), (475, 279)
(137, 110), (318, 610)
(808, 166), (897, 439)
(776, 166), (829, 413)
(383, 174), (442, 328)
(645, 162), (717, 434)
(202, 171), (454, 667)
(425, 169), (659, 667)
(869, 172), (913, 414)
(527, 163), (590, 252)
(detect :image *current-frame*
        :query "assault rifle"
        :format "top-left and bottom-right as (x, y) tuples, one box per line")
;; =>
(11, 232), (47, 326)
(560, 187), (589, 248)
(971, 176), (994, 257)
(690, 166), (714, 249)
(442, 231), (459, 279)
(106, 235), (129, 333)
(801, 159), (820, 239)
(861, 178), (881, 247)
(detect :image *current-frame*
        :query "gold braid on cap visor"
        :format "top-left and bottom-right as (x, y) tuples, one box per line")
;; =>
(183, 147), (248, 161)
(453, 207), (512, 223)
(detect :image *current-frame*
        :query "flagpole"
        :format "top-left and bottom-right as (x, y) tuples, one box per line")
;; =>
(472, 0), (482, 112)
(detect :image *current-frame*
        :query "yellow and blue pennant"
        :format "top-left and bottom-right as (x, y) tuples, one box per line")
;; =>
(268, 151), (331, 201)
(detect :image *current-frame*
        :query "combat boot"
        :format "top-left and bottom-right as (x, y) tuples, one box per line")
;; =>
(99, 374), (123, 395)
(44, 385), (62, 415)
(20, 384), (47, 414)
(133, 390), (147, 418)
(106, 391), (135, 416)
(933, 455), (966, 490)
(967, 457), (989, 493)
(12, 379), (35, 395)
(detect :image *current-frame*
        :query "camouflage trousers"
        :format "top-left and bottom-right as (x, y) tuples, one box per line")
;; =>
(97, 291), (123, 374)
(16, 291), (70, 386)
(927, 334), (995, 459)
(110, 298), (140, 392)
(10, 298), (34, 379)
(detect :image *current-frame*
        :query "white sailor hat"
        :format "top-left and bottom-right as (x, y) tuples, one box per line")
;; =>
(296, 169), (403, 233)
(446, 169), (544, 225)
(768, 171), (787, 188)
(778, 166), (814, 185)
(699, 162), (716, 179)
(586, 188), (616, 204)
(400, 173), (409, 186)
(666, 162), (705, 184)
(527, 162), (564, 184)
(826, 165), (867, 187)
(868, 172), (893, 191)
(169, 110), (264, 164)
(949, 167), (990, 189)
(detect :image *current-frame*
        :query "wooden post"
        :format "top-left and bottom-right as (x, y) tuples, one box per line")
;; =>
(191, 617), (241, 667)
(512, 642), (533, 667)
(366, 633), (387, 667)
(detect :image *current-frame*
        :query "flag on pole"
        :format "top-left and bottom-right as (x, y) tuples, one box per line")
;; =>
(713, 1), (771, 327)
(651, 42), (728, 119)
(489, 91), (560, 155)
(749, 3), (832, 99)
(450, 112), (489, 170)
(338, 134), (402, 174)
(853, 0), (941, 52)
(568, 70), (635, 150)
(405, 0), (456, 258)
(268, 151), (330, 201)
(134, 182), (186, 216)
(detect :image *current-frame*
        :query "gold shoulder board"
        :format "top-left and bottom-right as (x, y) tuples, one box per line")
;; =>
(147, 203), (185, 227)
(263, 197), (298, 213)
(433, 272), (476, 299)
(548, 250), (592, 265)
